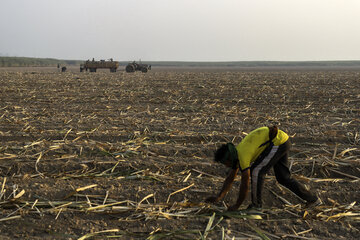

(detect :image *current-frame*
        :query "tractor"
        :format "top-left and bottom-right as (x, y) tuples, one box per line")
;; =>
(125, 61), (151, 73)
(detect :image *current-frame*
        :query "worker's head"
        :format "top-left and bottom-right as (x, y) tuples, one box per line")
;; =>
(214, 143), (238, 169)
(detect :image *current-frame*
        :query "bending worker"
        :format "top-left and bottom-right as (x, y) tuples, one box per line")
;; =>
(206, 126), (319, 211)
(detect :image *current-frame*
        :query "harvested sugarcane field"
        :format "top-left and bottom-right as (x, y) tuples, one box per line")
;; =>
(0, 66), (359, 240)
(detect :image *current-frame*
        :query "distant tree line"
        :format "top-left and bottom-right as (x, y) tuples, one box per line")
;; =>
(137, 61), (360, 68)
(0, 57), (82, 67)
(1, 57), (360, 68)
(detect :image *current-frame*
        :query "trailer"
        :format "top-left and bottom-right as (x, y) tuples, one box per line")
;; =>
(80, 58), (119, 72)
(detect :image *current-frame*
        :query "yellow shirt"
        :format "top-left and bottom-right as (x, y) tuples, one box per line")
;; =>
(235, 127), (289, 171)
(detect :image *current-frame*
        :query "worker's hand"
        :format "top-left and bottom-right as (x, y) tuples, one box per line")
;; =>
(227, 204), (240, 211)
(205, 196), (220, 203)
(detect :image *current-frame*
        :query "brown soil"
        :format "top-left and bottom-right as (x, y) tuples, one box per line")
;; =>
(0, 67), (359, 239)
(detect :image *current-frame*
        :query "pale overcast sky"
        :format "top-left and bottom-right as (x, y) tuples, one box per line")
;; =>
(1, 0), (359, 61)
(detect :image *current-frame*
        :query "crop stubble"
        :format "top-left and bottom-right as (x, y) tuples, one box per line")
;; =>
(0, 69), (359, 239)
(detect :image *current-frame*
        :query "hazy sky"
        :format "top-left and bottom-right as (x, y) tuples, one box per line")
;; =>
(1, 0), (360, 61)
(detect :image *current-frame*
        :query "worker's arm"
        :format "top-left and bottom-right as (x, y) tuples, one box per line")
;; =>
(206, 168), (239, 203)
(227, 168), (250, 211)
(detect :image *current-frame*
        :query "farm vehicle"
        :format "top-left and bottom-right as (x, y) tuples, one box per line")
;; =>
(80, 58), (119, 72)
(125, 61), (151, 73)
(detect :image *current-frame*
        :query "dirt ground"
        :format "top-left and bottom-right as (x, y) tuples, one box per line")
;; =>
(0, 67), (359, 239)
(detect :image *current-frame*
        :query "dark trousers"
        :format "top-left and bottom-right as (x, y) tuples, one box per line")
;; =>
(250, 140), (317, 207)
